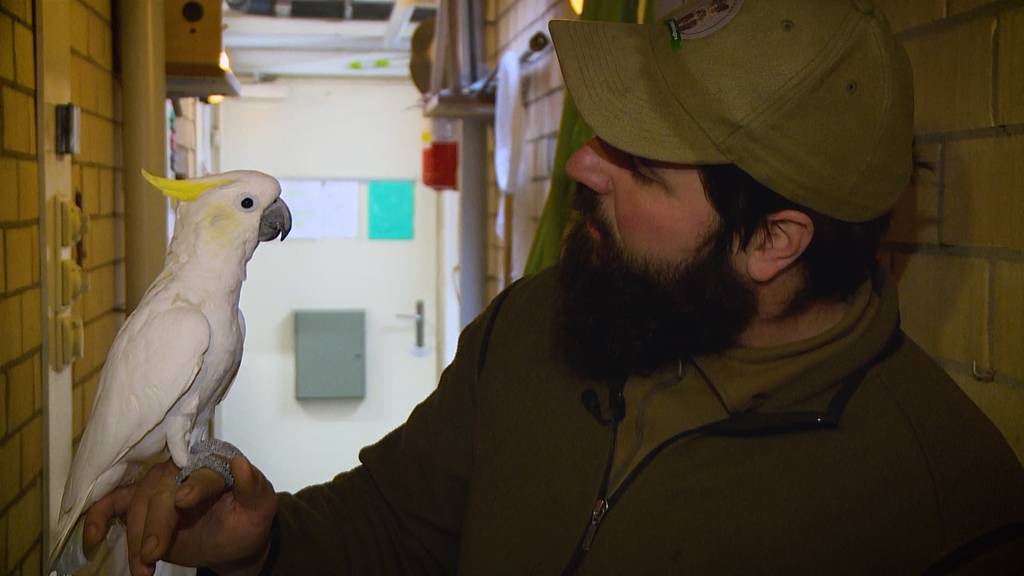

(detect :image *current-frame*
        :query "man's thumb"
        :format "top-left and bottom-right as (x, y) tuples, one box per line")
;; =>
(229, 456), (272, 508)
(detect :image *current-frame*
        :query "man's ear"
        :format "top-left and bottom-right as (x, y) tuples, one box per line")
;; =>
(745, 210), (814, 283)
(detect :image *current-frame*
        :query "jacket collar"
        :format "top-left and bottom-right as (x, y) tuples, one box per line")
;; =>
(693, 268), (901, 435)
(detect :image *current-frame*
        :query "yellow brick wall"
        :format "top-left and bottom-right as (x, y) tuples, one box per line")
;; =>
(0, 0), (44, 573)
(485, 0), (572, 299)
(68, 0), (124, 573)
(876, 0), (1024, 462)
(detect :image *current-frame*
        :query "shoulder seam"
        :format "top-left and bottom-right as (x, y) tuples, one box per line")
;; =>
(875, 366), (951, 547)
(475, 278), (526, 379)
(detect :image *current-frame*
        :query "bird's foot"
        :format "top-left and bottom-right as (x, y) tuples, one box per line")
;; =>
(175, 439), (242, 488)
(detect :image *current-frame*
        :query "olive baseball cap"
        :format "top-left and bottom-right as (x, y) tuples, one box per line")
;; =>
(549, 0), (914, 222)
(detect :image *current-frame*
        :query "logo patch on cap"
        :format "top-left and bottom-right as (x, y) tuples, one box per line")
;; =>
(664, 0), (744, 48)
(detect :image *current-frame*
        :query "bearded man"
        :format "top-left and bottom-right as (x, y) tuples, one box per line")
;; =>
(86, 0), (1024, 574)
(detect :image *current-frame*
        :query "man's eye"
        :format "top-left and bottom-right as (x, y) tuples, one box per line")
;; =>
(627, 154), (663, 186)
(629, 161), (658, 185)
(630, 169), (654, 184)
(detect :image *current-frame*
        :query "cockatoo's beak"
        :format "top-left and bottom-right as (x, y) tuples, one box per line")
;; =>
(259, 197), (292, 241)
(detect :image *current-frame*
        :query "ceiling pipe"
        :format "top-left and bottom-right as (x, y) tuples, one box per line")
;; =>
(119, 1), (169, 313)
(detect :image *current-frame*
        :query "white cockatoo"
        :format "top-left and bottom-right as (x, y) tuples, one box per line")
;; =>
(48, 170), (291, 574)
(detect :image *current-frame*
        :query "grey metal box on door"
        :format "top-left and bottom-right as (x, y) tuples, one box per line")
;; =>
(294, 310), (366, 399)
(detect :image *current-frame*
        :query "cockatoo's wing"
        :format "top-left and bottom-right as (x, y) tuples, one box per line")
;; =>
(212, 309), (245, 408)
(49, 306), (211, 572)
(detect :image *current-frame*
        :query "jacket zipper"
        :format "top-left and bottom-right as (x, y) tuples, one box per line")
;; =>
(581, 497), (610, 551)
(562, 412), (729, 575)
(561, 383), (623, 576)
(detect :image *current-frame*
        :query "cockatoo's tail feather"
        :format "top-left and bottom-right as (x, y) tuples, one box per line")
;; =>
(51, 517), (89, 575)
(141, 169), (230, 202)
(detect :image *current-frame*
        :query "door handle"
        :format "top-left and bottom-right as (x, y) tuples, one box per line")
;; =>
(396, 300), (425, 348)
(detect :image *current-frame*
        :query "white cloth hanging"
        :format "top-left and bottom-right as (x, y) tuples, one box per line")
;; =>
(495, 49), (527, 195)
(494, 49), (527, 241)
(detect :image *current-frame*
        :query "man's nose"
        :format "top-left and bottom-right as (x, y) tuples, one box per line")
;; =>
(565, 138), (611, 195)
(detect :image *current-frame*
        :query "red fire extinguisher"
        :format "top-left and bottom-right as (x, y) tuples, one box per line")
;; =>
(422, 117), (458, 191)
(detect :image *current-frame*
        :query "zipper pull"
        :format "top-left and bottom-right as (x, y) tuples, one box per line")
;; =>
(581, 498), (609, 551)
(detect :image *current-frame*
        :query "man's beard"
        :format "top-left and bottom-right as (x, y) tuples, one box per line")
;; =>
(556, 184), (757, 382)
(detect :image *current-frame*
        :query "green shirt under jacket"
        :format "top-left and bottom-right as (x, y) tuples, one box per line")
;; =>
(262, 268), (1024, 575)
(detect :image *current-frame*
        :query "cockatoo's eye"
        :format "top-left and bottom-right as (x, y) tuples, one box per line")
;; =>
(239, 196), (256, 211)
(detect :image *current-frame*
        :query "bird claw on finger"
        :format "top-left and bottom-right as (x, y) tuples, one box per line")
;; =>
(175, 439), (243, 488)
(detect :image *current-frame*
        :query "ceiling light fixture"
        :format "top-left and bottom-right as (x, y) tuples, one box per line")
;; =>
(219, 50), (232, 72)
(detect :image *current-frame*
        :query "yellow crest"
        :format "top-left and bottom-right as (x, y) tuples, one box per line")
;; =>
(141, 170), (230, 202)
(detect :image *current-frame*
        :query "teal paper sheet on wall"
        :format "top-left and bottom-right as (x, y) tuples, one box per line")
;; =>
(368, 180), (415, 239)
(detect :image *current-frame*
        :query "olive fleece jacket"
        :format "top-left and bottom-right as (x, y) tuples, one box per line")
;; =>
(261, 268), (1024, 575)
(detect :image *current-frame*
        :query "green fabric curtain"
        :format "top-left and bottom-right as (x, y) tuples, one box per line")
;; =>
(522, 0), (651, 275)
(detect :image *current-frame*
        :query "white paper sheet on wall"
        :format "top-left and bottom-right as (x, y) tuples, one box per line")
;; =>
(278, 179), (359, 239)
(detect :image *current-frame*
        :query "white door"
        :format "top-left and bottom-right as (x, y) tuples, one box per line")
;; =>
(214, 79), (441, 493)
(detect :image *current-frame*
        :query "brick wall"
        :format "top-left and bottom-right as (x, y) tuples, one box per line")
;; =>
(485, 0), (572, 299)
(0, 0), (43, 573)
(876, 0), (1024, 462)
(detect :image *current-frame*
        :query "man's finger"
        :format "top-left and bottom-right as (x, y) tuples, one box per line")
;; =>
(175, 467), (226, 509)
(140, 485), (178, 565)
(83, 485), (134, 547)
(126, 464), (172, 575)
(126, 486), (152, 575)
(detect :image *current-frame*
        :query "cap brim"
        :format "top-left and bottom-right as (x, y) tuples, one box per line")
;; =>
(549, 19), (727, 165)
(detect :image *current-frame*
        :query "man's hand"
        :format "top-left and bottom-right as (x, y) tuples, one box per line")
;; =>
(83, 455), (277, 576)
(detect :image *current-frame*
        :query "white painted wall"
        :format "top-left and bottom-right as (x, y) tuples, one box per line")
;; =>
(215, 78), (457, 493)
